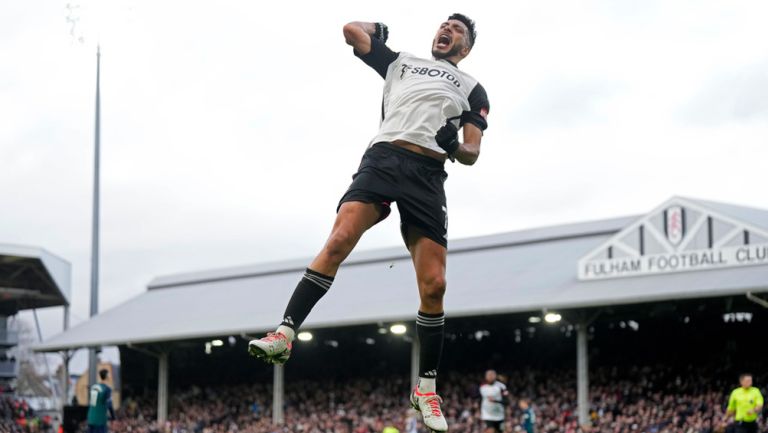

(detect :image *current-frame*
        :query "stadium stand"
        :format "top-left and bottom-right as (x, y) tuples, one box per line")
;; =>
(0, 395), (54, 432)
(107, 364), (765, 433)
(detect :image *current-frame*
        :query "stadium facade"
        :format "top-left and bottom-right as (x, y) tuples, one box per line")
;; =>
(35, 196), (768, 425)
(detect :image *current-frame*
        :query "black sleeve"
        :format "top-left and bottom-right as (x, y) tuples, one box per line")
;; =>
(106, 387), (116, 420)
(461, 82), (490, 131)
(354, 36), (399, 79)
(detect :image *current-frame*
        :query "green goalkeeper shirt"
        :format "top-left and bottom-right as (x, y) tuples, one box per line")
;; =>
(87, 383), (114, 426)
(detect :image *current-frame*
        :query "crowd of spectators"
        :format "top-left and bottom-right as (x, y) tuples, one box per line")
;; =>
(105, 366), (765, 433)
(0, 365), (762, 433)
(0, 396), (52, 433)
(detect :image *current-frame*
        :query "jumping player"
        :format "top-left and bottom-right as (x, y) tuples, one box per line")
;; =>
(480, 370), (509, 433)
(249, 14), (489, 432)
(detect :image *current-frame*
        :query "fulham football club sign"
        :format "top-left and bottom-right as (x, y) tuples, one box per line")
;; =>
(578, 197), (768, 280)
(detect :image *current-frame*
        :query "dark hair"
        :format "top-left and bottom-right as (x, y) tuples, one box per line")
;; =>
(739, 373), (752, 380)
(99, 369), (109, 380)
(448, 13), (477, 48)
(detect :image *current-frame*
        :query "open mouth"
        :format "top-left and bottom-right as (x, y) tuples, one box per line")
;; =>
(436, 33), (451, 49)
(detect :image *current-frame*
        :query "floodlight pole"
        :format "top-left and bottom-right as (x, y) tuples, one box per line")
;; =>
(87, 45), (102, 390)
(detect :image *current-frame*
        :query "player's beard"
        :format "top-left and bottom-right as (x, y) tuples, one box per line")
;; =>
(432, 41), (463, 60)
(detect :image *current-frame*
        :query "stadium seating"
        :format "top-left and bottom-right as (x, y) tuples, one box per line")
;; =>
(109, 365), (765, 433)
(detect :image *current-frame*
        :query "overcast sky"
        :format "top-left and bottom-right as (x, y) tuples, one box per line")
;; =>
(2, 0), (767, 371)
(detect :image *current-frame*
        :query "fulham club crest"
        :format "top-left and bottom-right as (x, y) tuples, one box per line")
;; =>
(665, 206), (685, 246)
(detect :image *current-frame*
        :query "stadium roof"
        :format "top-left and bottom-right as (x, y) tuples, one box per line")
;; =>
(34, 197), (768, 351)
(0, 244), (71, 315)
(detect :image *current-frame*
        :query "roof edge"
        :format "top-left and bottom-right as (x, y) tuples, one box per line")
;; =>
(33, 285), (768, 352)
(147, 215), (637, 290)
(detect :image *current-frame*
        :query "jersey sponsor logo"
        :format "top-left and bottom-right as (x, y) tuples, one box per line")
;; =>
(399, 63), (461, 87)
(400, 64), (411, 79)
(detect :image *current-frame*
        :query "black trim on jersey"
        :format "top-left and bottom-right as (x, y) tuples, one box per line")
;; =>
(381, 97), (385, 121)
(354, 36), (399, 79)
(462, 83), (490, 131)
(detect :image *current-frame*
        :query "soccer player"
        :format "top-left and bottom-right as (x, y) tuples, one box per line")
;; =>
(480, 370), (509, 432)
(248, 13), (489, 432)
(725, 373), (763, 433)
(86, 369), (115, 433)
(519, 398), (535, 433)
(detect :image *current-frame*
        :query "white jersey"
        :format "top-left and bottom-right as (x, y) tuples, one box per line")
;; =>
(354, 37), (490, 155)
(480, 380), (507, 422)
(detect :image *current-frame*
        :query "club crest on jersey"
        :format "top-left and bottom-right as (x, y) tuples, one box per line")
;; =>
(400, 64), (412, 79)
(399, 63), (461, 87)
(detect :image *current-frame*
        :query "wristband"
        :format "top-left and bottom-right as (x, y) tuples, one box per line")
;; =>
(374, 22), (389, 43)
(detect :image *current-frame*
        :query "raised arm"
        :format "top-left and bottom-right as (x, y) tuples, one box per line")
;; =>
(343, 21), (398, 79)
(343, 22), (378, 55)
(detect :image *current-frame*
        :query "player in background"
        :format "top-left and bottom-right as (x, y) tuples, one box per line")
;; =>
(724, 373), (763, 433)
(519, 398), (535, 433)
(86, 369), (115, 433)
(249, 13), (489, 433)
(480, 369), (509, 433)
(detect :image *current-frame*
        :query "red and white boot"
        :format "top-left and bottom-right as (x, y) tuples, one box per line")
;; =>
(410, 387), (448, 432)
(248, 332), (292, 365)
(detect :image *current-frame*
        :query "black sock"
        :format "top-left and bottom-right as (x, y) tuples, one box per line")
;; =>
(416, 311), (445, 378)
(280, 268), (334, 330)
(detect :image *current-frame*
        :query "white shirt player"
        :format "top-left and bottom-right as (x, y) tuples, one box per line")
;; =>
(480, 380), (507, 422)
(355, 37), (490, 155)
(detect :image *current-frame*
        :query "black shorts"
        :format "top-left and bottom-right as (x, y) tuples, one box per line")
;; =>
(484, 420), (503, 432)
(734, 421), (757, 433)
(337, 142), (448, 248)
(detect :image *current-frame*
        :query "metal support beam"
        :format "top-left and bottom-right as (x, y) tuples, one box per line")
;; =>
(157, 352), (169, 423)
(746, 292), (768, 309)
(410, 337), (420, 389)
(61, 306), (71, 408)
(273, 364), (284, 425)
(576, 321), (589, 427)
(124, 344), (169, 423)
(60, 351), (71, 408)
(33, 310), (58, 402)
(0, 287), (65, 302)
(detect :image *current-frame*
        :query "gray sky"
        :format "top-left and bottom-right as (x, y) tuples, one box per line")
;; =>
(2, 0), (767, 371)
